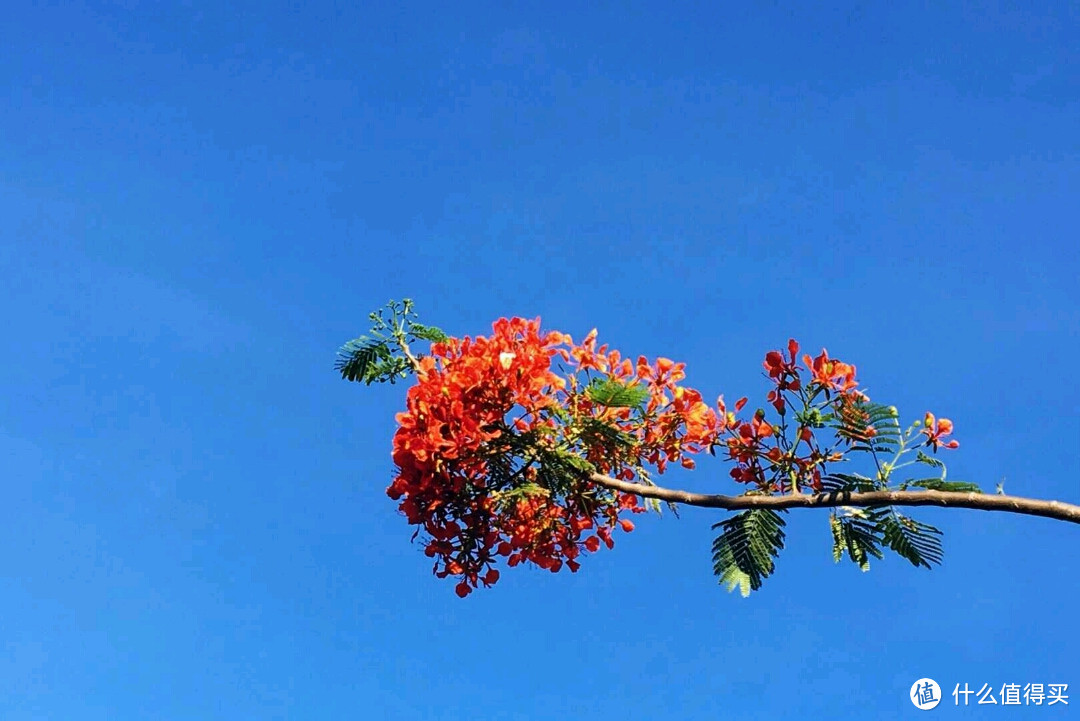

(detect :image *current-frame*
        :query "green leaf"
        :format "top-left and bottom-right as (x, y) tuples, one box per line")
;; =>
(719, 566), (753, 598)
(907, 479), (982, 493)
(879, 512), (943, 569)
(545, 403), (573, 423)
(795, 407), (826, 428)
(335, 336), (392, 384)
(575, 416), (638, 452)
(712, 509), (787, 596)
(585, 378), (650, 409)
(821, 473), (880, 494)
(338, 299), (432, 385)
(831, 509), (885, 571)
(368, 357), (412, 384)
(409, 322), (449, 343)
(831, 400), (902, 454)
(551, 449), (596, 475)
(915, 450), (945, 469)
(829, 513), (845, 563)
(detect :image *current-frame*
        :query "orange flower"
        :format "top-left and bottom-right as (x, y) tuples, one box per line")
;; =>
(922, 412), (959, 451)
(802, 349), (860, 395)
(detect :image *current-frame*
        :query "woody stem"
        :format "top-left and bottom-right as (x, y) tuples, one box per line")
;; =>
(587, 472), (1080, 525)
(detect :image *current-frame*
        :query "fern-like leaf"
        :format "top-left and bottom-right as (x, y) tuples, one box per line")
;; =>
(551, 449), (596, 475)
(576, 417), (638, 452)
(833, 400), (902, 454)
(906, 479), (982, 493)
(371, 357), (414, 384)
(409, 322), (449, 343)
(915, 450), (945, 470)
(335, 336), (392, 384)
(830, 509), (885, 571)
(829, 513), (845, 563)
(585, 378), (650, 410)
(712, 509), (786, 596)
(880, 512), (943, 568)
(821, 472), (880, 494)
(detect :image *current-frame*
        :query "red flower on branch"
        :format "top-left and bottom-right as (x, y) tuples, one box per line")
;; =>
(802, 348), (862, 397)
(375, 315), (960, 596)
(386, 317), (730, 595)
(922, 412), (960, 451)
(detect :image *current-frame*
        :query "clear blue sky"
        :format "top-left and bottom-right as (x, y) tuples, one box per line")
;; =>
(3, 2), (1078, 718)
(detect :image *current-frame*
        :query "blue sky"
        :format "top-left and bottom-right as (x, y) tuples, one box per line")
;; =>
(3, 1), (1078, 718)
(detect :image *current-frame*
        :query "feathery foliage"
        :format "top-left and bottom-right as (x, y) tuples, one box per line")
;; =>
(879, 511), (944, 568)
(584, 378), (650, 410)
(335, 336), (409, 384)
(827, 506), (944, 571)
(829, 508), (886, 571)
(711, 508), (787, 597)
(831, 400), (902, 455)
(821, 472), (883, 494)
(905, 479), (982, 493)
(335, 299), (447, 385)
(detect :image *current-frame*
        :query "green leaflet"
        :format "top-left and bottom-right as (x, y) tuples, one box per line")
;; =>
(879, 512), (943, 569)
(915, 450), (946, 470)
(409, 322), (449, 343)
(552, 450), (596, 474)
(828, 507), (943, 572)
(574, 417), (638, 457)
(711, 508), (787, 596)
(832, 400), (902, 455)
(584, 378), (650, 410)
(821, 472), (881, 494)
(906, 479), (982, 493)
(829, 514), (844, 563)
(829, 509), (885, 571)
(335, 336), (403, 384)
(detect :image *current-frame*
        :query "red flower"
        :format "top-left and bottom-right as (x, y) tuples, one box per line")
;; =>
(764, 339), (801, 387)
(802, 349), (860, 395)
(922, 412), (959, 451)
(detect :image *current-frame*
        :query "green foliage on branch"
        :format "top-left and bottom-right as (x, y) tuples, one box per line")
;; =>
(711, 508), (787, 597)
(335, 299), (447, 385)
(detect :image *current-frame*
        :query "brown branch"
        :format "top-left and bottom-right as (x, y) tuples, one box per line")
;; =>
(395, 334), (421, 372)
(588, 473), (1080, 525)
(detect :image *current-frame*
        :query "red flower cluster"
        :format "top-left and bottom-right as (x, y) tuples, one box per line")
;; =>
(387, 321), (960, 596)
(388, 318), (723, 596)
(720, 342), (872, 491)
(729, 340), (958, 493)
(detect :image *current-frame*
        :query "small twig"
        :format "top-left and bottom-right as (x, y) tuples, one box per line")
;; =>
(397, 337), (421, 372)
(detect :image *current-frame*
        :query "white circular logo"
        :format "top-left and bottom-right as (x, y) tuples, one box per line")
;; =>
(911, 678), (942, 710)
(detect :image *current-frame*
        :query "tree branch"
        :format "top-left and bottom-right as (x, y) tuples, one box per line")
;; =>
(588, 473), (1080, 525)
